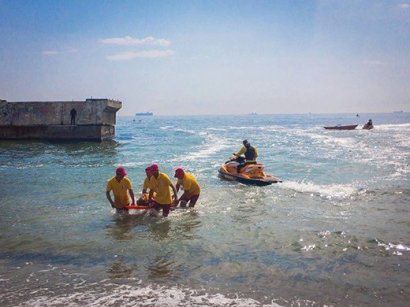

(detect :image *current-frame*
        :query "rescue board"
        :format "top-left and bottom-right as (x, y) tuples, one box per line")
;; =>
(124, 205), (150, 210)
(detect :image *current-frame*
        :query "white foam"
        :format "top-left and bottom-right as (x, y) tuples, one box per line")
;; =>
(127, 209), (148, 216)
(159, 125), (173, 130)
(14, 164), (45, 169)
(302, 244), (316, 251)
(280, 181), (358, 199)
(293, 124), (410, 181)
(224, 125), (286, 132)
(170, 133), (230, 162)
(299, 130), (358, 148)
(206, 127), (228, 132)
(160, 126), (196, 134)
(116, 161), (146, 168)
(375, 123), (410, 131)
(376, 240), (410, 255)
(19, 283), (283, 307)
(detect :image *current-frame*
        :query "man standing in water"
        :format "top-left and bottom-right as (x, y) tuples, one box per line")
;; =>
(106, 167), (136, 213)
(174, 167), (200, 208)
(149, 164), (178, 217)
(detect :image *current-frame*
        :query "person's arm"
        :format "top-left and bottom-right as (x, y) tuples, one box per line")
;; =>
(148, 190), (154, 206)
(234, 146), (246, 157)
(142, 178), (149, 195)
(106, 191), (115, 208)
(129, 188), (135, 205)
(174, 182), (181, 204)
(142, 187), (148, 201)
(254, 147), (258, 159)
(170, 183), (178, 203)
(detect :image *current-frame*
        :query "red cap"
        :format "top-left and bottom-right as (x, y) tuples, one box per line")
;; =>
(150, 163), (159, 171)
(174, 167), (184, 178)
(116, 167), (127, 176)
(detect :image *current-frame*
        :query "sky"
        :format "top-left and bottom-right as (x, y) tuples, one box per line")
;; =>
(0, 0), (409, 115)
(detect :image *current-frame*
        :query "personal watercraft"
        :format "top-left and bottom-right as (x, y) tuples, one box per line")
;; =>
(218, 156), (281, 186)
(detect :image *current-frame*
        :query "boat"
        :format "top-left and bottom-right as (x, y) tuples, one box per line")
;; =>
(324, 124), (358, 130)
(135, 112), (153, 116)
(218, 157), (281, 186)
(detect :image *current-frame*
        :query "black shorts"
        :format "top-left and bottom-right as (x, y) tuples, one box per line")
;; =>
(152, 201), (171, 217)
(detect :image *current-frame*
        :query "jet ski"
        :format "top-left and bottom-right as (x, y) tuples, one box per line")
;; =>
(218, 156), (281, 186)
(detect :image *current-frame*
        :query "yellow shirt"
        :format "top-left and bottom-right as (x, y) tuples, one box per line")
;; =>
(151, 172), (173, 205)
(106, 176), (133, 207)
(177, 172), (200, 196)
(143, 177), (155, 191)
(236, 145), (258, 162)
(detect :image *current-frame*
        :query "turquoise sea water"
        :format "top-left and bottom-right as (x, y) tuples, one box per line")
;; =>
(0, 113), (409, 306)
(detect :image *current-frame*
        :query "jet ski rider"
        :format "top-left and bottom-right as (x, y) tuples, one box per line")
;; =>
(233, 139), (258, 173)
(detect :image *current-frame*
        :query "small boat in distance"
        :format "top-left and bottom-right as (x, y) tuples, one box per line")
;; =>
(135, 112), (153, 116)
(324, 124), (358, 130)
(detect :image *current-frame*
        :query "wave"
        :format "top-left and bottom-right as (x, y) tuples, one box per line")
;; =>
(19, 282), (283, 307)
(375, 239), (410, 256)
(160, 126), (197, 135)
(170, 133), (231, 162)
(116, 161), (147, 168)
(376, 123), (410, 130)
(224, 125), (286, 132)
(279, 181), (359, 199)
(293, 129), (359, 148)
(290, 126), (410, 181)
(206, 127), (229, 132)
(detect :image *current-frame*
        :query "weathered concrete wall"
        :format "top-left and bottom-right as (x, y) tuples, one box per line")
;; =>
(0, 98), (121, 126)
(0, 98), (121, 140)
(0, 125), (115, 141)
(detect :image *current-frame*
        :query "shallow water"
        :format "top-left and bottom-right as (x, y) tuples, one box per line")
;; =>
(1, 113), (409, 306)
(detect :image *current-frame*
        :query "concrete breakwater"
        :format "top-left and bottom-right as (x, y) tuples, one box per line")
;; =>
(0, 98), (121, 141)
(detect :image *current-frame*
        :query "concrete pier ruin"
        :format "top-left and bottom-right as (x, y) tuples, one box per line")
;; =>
(0, 98), (121, 141)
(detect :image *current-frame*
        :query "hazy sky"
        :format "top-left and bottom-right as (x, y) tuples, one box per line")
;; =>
(1, 0), (409, 115)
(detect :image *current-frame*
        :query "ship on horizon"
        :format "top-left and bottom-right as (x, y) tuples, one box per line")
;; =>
(135, 112), (153, 116)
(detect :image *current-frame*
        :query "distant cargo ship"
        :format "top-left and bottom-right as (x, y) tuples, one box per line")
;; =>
(135, 112), (153, 116)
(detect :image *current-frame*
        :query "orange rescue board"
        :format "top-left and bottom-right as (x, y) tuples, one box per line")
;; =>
(124, 205), (150, 210)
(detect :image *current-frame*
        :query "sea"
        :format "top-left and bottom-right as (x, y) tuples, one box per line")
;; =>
(0, 112), (409, 306)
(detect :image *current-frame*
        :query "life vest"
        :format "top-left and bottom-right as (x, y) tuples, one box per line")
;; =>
(245, 145), (256, 161)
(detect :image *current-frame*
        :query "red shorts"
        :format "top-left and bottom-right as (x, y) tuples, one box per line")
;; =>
(180, 194), (200, 207)
(152, 201), (171, 217)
